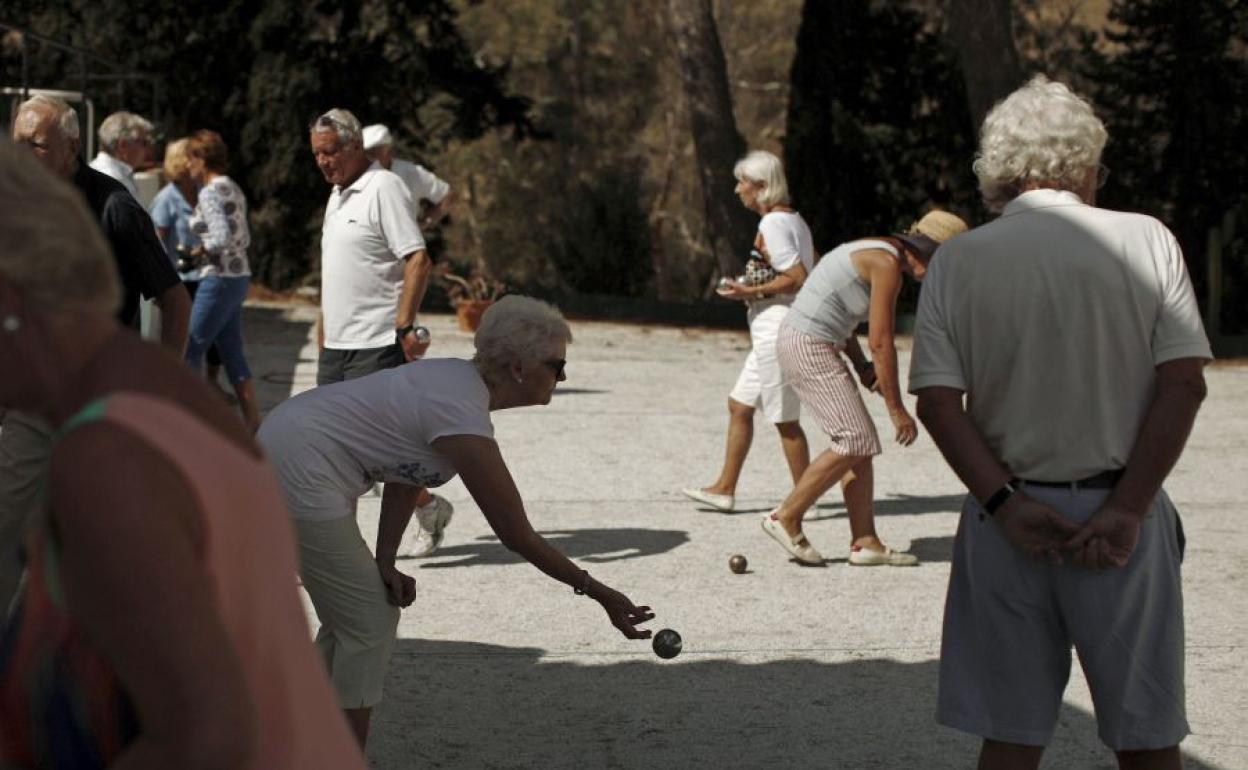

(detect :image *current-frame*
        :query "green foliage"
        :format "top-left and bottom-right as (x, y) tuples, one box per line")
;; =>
(2, 0), (528, 288)
(784, 0), (979, 258)
(1091, 0), (1248, 305)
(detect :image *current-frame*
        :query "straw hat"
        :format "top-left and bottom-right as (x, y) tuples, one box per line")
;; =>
(895, 210), (969, 261)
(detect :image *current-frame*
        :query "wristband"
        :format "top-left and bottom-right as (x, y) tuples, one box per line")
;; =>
(982, 480), (1018, 516)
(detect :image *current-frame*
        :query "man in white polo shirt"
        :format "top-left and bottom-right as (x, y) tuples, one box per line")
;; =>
(89, 110), (154, 200)
(309, 108), (453, 557)
(361, 123), (453, 230)
(910, 76), (1210, 770)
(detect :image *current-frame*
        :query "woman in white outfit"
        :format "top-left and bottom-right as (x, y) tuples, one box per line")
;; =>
(682, 150), (816, 512)
(257, 296), (654, 747)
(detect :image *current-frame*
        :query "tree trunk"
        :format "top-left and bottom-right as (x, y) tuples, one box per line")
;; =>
(944, 0), (1025, 129)
(666, 0), (755, 279)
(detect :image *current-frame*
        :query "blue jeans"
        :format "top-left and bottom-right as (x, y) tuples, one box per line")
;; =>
(185, 275), (252, 383)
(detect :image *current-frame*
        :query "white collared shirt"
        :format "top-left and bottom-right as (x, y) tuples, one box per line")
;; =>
(909, 188), (1211, 480)
(89, 151), (139, 199)
(320, 162), (426, 349)
(390, 158), (450, 208)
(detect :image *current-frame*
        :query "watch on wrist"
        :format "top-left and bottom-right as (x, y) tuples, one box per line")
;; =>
(396, 325), (430, 344)
(982, 480), (1018, 516)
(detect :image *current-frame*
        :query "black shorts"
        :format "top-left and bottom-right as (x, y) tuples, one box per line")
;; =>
(317, 344), (405, 386)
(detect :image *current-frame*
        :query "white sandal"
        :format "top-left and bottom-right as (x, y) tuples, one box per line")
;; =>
(682, 487), (735, 512)
(761, 514), (823, 565)
(848, 546), (918, 567)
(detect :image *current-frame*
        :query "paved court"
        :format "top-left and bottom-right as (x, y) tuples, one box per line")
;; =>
(248, 302), (1248, 769)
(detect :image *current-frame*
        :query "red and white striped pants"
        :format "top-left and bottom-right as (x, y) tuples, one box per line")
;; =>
(776, 324), (881, 457)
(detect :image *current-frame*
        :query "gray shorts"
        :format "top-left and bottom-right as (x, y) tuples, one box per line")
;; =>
(937, 484), (1188, 751)
(317, 344), (404, 386)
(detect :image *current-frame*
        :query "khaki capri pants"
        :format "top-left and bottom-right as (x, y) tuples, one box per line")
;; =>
(295, 515), (401, 709)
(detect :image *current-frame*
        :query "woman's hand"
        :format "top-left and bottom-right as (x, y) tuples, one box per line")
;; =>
(716, 279), (752, 302)
(376, 560), (417, 608)
(855, 361), (880, 393)
(889, 408), (918, 446)
(592, 583), (655, 640)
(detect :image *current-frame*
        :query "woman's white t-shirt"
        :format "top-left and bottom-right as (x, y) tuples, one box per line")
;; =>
(757, 210), (817, 276)
(257, 358), (493, 521)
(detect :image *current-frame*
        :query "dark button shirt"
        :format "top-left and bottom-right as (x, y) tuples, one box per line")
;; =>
(71, 162), (181, 327)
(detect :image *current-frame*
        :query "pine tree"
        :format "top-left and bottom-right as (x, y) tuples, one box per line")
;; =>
(1094, 0), (1248, 302)
(784, 0), (978, 262)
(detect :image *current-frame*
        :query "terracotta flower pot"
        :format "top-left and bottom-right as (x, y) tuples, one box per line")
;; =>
(456, 299), (493, 332)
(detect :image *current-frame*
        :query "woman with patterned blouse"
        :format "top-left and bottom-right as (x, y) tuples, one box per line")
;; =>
(185, 129), (259, 431)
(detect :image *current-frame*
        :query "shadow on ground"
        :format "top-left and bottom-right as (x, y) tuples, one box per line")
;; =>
(808, 493), (965, 520)
(370, 640), (1224, 769)
(687, 494), (964, 518)
(408, 527), (689, 568)
(245, 305), (315, 415)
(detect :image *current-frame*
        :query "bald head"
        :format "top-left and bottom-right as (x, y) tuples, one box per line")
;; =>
(11, 96), (81, 179)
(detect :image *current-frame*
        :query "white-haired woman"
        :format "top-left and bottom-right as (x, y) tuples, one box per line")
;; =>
(682, 150), (816, 513)
(760, 211), (969, 567)
(257, 295), (655, 747)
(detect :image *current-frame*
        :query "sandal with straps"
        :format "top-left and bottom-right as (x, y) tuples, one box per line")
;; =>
(761, 513), (824, 565)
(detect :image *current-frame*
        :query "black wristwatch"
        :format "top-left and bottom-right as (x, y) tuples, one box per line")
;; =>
(395, 325), (429, 344)
(982, 480), (1018, 516)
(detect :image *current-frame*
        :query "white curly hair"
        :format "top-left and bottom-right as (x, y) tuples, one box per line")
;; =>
(973, 75), (1108, 212)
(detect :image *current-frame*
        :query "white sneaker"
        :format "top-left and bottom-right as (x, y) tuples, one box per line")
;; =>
(682, 487), (735, 512)
(401, 495), (454, 557)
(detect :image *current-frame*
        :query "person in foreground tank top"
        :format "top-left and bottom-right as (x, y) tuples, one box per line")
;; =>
(0, 141), (365, 768)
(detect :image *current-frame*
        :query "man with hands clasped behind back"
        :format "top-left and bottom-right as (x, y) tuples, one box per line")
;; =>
(910, 76), (1211, 770)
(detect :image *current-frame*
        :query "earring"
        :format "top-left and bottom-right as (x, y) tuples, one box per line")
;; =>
(515, 375), (524, 383)
(1, 315), (18, 333)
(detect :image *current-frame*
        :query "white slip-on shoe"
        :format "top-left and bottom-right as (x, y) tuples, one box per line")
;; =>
(682, 487), (735, 512)
(848, 546), (919, 567)
(402, 494), (455, 557)
(760, 513), (823, 565)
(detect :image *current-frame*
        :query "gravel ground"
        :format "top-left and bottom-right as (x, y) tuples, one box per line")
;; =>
(247, 303), (1247, 770)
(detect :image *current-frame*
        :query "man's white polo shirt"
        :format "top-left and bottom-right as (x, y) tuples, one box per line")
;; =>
(89, 151), (139, 199)
(320, 162), (426, 349)
(909, 188), (1211, 480)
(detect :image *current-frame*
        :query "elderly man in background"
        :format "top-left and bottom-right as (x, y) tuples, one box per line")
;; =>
(362, 123), (453, 230)
(910, 75), (1210, 770)
(88, 110), (155, 199)
(1, 95), (190, 618)
(309, 108), (453, 558)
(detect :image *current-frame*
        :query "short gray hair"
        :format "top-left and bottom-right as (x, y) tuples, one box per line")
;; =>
(973, 75), (1108, 212)
(17, 94), (80, 140)
(473, 295), (572, 373)
(98, 111), (153, 152)
(310, 108), (362, 145)
(0, 141), (120, 316)
(733, 150), (790, 208)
